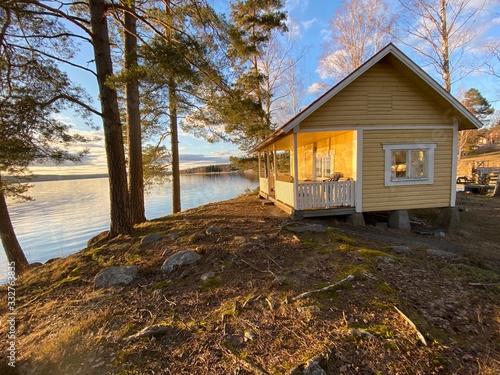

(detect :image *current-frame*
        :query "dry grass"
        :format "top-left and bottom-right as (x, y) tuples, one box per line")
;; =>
(1, 192), (499, 374)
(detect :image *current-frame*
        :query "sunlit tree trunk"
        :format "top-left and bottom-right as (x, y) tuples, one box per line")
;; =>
(124, 1), (146, 224)
(168, 79), (181, 213)
(89, 0), (132, 236)
(0, 176), (29, 274)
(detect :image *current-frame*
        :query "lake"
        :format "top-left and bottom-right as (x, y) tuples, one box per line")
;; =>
(0, 172), (258, 282)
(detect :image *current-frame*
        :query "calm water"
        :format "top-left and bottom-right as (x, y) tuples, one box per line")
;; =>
(1, 173), (258, 282)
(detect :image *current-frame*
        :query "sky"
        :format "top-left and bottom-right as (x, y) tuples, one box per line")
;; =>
(30, 0), (500, 176)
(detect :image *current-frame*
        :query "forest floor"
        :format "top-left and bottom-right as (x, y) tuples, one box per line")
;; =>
(1, 192), (499, 374)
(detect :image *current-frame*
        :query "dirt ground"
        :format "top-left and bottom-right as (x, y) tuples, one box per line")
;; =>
(1, 191), (499, 374)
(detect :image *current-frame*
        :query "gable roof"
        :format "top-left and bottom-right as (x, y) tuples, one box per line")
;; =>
(253, 43), (482, 152)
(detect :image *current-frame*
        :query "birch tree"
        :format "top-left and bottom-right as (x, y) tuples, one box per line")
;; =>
(318, 0), (396, 82)
(397, 0), (486, 93)
(260, 23), (309, 126)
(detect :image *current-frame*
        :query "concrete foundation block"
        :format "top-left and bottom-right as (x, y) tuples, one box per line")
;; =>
(347, 212), (365, 227)
(388, 210), (411, 230)
(436, 207), (460, 231)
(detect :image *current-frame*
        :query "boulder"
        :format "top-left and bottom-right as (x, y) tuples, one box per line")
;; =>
(94, 265), (137, 289)
(206, 226), (221, 235)
(140, 233), (162, 245)
(201, 271), (216, 281)
(188, 232), (204, 243)
(426, 248), (461, 260)
(161, 250), (201, 274)
(169, 232), (181, 241)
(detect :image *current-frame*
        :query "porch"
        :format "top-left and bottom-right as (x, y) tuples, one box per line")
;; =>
(257, 129), (359, 217)
(260, 177), (356, 217)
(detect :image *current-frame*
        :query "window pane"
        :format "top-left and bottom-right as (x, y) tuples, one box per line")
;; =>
(392, 151), (407, 179)
(410, 150), (426, 178)
(324, 157), (332, 176)
(316, 158), (322, 177)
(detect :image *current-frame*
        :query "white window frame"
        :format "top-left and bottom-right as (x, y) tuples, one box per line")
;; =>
(382, 143), (436, 186)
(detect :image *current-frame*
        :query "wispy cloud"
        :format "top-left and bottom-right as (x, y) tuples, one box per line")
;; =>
(306, 81), (328, 95)
(285, 0), (310, 14)
(301, 18), (317, 30)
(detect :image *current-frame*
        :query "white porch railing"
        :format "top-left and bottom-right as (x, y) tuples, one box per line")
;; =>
(275, 180), (294, 206)
(297, 181), (355, 210)
(259, 177), (269, 195)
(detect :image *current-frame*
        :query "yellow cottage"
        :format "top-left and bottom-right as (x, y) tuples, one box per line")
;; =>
(253, 44), (482, 221)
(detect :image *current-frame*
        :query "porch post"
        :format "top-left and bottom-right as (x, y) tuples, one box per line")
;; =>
(450, 118), (459, 207)
(293, 132), (299, 209)
(273, 144), (278, 182)
(266, 150), (271, 195)
(353, 130), (363, 213)
(258, 151), (261, 177)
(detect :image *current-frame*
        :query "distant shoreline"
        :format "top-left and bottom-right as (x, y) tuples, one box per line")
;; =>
(29, 174), (109, 182)
(26, 169), (257, 183)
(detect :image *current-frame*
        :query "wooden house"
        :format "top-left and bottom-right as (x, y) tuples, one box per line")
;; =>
(253, 44), (482, 220)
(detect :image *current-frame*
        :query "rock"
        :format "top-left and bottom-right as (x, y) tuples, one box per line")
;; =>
(206, 226), (221, 235)
(303, 356), (327, 375)
(188, 232), (204, 243)
(289, 355), (327, 375)
(390, 245), (413, 254)
(169, 232), (181, 241)
(287, 224), (326, 233)
(426, 248), (461, 260)
(244, 329), (256, 342)
(94, 265), (137, 289)
(239, 242), (265, 251)
(201, 271), (216, 281)
(234, 236), (246, 245)
(161, 250), (201, 274)
(376, 256), (394, 263)
(162, 248), (172, 257)
(434, 231), (446, 238)
(140, 233), (162, 245)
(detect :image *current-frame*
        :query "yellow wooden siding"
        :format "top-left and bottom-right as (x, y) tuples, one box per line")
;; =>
(300, 58), (455, 129)
(362, 129), (453, 211)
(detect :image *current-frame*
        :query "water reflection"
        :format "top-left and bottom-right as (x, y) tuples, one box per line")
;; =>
(1, 173), (258, 281)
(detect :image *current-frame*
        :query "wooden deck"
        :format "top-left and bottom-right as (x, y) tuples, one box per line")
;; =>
(260, 192), (356, 219)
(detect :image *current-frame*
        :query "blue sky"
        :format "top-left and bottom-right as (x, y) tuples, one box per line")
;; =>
(31, 0), (500, 175)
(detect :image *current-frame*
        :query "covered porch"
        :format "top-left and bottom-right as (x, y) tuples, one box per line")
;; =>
(257, 130), (358, 217)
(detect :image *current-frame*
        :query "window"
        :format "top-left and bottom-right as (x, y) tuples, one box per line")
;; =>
(315, 156), (332, 179)
(383, 143), (436, 186)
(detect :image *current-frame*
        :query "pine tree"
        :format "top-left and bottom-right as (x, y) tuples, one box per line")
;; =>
(227, 0), (287, 149)
(462, 88), (494, 124)
(0, 2), (92, 272)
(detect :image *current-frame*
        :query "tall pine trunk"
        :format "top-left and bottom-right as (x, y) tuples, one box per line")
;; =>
(89, 0), (132, 236)
(124, 2), (146, 224)
(0, 176), (29, 274)
(169, 79), (181, 213)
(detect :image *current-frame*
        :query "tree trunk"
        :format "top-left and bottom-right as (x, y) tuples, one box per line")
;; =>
(124, 2), (146, 224)
(89, 0), (132, 236)
(0, 177), (29, 274)
(169, 79), (181, 213)
(440, 0), (451, 92)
